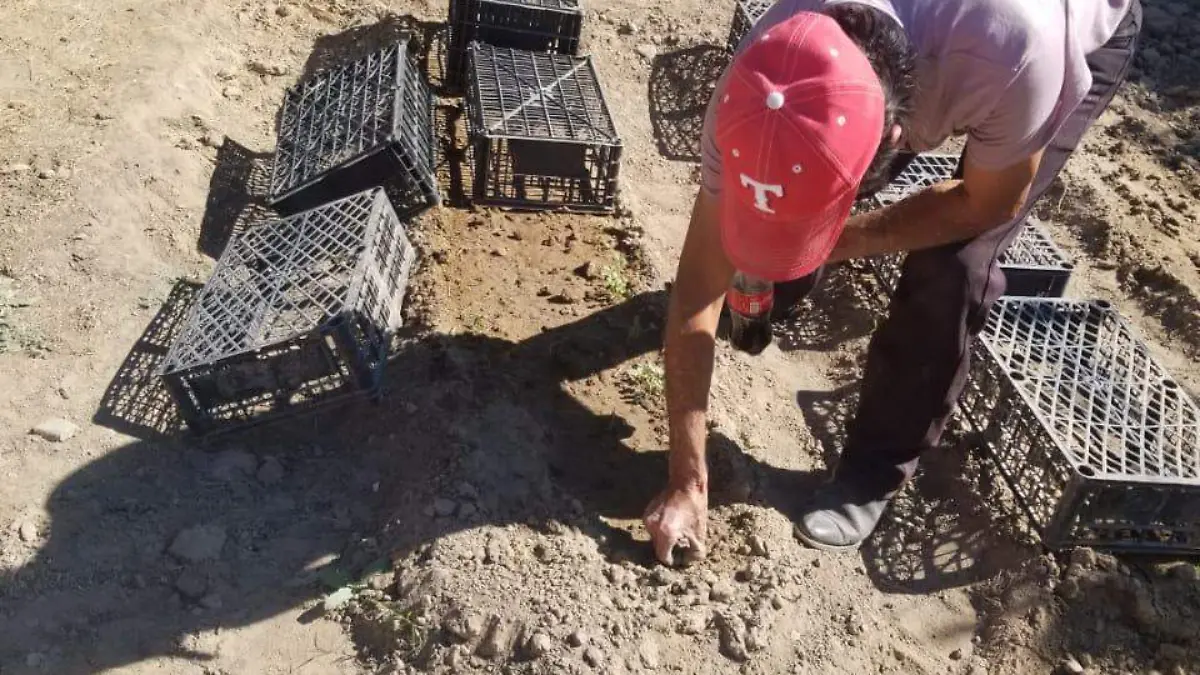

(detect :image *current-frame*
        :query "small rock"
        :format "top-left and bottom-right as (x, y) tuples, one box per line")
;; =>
(37, 168), (55, 180)
(322, 586), (354, 612)
(710, 581), (735, 603)
(175, 569), (209, 600)
(638, 637), (660, 668)
(355, 573), (386, 595)
(1070, 547), (1098, 570)
(222, 86), (244, 100)
(30, 418), (78, 442)
(527, 631), (552, 658)
(248, 60), (288, 76)
(433, 498), (457, 517)
(1057, 656), (1085, 674)
(199, 133), (224, 148)
(458, 502), (477, 519)
(636, 44), (658, 60)
(748, 535), (770, 558)
(649, 566), (672, 586)
(484, 538), (509, 565)
(950, 648), (964, 661)
(275, 4), (293, 16)
(256, 457), (285, 485)
(735, 563), (758, 583)
(168, 524), (227, 563)
(575, 260), (601, 280)
(1, 163), (31, 175)
(770, 593), (785, 610)
(583, 646), (604, 667)
(442, 611), (484, 643)
(549, 290), (578, 304)
(618, 20), (639, 35)
(476, 616), (508, 659)
(678, 612), (707, 635)
(1170, 563), (1198, 582)
(211, 449), (257, 481)
(568, 629), (587, 647)
(715, 613), (748, 662)
(18, 521), (38, 543)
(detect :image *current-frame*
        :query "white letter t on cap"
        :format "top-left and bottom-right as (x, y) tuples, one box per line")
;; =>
(740, 174), (784, 214)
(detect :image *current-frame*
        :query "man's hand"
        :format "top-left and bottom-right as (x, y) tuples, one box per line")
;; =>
(644, 188), (732, 566)
(644, 481), (709, 566)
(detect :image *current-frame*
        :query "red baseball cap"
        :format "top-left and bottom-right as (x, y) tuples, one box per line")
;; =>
(716, 11), (885, 282)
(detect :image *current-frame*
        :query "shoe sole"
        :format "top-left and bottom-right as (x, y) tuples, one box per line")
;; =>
(793, 526), (864, 553)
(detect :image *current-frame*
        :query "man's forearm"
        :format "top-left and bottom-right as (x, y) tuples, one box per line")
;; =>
(827, 180), (1013, 263)
(662, 296), (721, 492)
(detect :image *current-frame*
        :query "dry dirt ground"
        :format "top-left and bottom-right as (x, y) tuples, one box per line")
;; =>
(1, 1), (1199, 674)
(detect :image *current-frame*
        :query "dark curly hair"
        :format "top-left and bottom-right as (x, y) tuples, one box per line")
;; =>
(826, 3), (917, 198)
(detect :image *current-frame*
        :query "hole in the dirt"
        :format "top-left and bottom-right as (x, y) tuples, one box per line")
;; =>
(1092, 299), (1113, 310)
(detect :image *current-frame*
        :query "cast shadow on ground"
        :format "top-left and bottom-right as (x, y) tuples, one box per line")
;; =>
(647, 45), (729, 163)
(300, 14), (452, 95)
(92, 280), (200, 439)
(794, 381), (1041, 595)
(770, 262), (883, 353)
(196, 139), (274, 259)
(3, 290), (829, 674)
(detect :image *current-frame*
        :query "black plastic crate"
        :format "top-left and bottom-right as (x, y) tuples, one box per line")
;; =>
(160, 188), (416, 435)
(875, 152), (960, 202)
(466, 43), (622, 212)
(1000, 220), (1075, 297)
(726, 0), (772, 52)
(267, 39), (439, 217)
(957, 297), (1200, 553)
(866, 217), (1073, 299)
(447, 0), (583, 88)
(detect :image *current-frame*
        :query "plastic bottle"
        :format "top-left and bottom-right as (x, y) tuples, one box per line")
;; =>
(727, 271), (774, 355)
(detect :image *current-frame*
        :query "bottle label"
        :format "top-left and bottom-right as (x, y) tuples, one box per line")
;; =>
(727, 288), (774, 316)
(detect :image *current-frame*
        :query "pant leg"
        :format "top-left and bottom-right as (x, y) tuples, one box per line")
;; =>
(836, 1), (1143, 494)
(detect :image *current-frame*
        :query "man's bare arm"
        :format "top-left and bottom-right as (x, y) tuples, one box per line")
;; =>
(663, 188), (735, 491)
(828, 149), (1044, 262)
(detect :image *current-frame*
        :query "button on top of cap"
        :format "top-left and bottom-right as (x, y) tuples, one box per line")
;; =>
(766, 91), (785, 110)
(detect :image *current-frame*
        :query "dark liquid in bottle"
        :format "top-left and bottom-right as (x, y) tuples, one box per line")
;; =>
(729, 311), (773, 355)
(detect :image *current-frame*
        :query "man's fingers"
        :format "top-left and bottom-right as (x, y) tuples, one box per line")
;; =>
(652, 524), (679, 566)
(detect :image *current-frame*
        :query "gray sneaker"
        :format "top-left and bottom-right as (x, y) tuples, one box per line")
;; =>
(794, 478), (895, 552)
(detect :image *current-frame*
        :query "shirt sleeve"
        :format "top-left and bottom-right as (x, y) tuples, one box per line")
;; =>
(963, 45), (1066, 171)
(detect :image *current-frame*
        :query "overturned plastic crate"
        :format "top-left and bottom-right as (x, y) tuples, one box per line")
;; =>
(866, 217), (1073, 299)
(267, 39), (439, 217)
(727, 0), (772, 52)
(447, 0), (583, 88)
(957, 297), (1200, 553)
(160, 188), (416, 434)
(466, 43), (622, 212)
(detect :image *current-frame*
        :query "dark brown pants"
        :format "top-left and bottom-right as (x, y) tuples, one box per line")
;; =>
(837, 0), (1143, 494)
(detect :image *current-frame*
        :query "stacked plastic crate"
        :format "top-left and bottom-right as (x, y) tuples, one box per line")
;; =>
(161, 38), (438, 435)
(847, 151), (1200, 554)
(450, 0), (624, 213)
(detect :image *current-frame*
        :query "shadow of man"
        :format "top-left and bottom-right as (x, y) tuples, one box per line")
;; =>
(1, 290), (818, 673)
